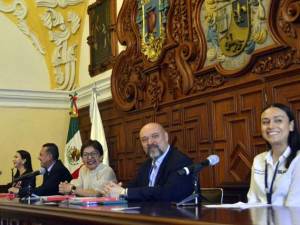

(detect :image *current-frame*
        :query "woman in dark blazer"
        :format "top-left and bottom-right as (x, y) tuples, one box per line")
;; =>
(8, 150), (36, 196)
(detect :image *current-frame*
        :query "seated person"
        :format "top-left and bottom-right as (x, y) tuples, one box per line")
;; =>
(59, 140), (117, 196)
(8, 150), (36, 196)
(247, 103), (300, 206)
(103, 122), (194, 202)
(34, 143), (72, 196)
(9, 143), (72, 196)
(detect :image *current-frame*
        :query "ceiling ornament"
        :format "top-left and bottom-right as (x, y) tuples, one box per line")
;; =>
(0, 0), (45, 55)
(36, 0), (83, 8)
(39, 5), (81, 90)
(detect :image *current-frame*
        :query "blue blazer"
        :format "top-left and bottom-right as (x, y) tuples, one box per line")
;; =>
(126, 146), (195, 202)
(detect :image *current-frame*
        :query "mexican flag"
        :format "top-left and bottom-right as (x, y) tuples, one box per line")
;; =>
(64, 93), (82, 177)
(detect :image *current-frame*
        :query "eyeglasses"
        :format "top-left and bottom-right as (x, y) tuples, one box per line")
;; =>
(82, 152), (99, 159)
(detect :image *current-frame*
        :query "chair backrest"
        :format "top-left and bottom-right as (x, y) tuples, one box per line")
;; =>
(200, 188), (224, 204)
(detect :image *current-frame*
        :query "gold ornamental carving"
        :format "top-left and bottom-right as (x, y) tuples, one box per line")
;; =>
(136, 0), (169, 62)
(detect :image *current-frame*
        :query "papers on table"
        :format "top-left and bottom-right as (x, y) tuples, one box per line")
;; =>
(204, 201), (270, 209)
(0, 193), (16, 199)
(40, 195), (127, 206)
(68, 197), (127, 205)
(111, 206), (141, 211)
(41, 195), (73, 202)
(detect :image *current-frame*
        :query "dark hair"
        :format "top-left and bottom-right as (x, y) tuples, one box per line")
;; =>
(262, 103), (300, 168)
(42, 143), (59, 160)
(80, 140), (103, 157)
(15, 150), (33, 177)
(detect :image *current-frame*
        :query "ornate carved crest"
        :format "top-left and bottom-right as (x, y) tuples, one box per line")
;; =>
(219, 0), (251, 57)
(136, 0), (169, 62)
(204, 0), (268, 64)
(111, 0), (300, 112)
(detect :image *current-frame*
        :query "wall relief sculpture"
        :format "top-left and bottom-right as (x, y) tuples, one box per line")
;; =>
(40, 8), (80, 90)
(136, 0), (169, 62)
(37, 0), (84, 90)
(0, 0), (45, 55)
(202, 0), (273, 70)
(0, 0), (87, 90)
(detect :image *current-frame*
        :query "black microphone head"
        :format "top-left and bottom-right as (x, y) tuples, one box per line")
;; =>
(207, 155), (219, 166)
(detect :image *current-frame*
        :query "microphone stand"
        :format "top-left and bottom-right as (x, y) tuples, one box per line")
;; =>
(26, 184), (32, 204)
(176, 172), (200, 207)
(11, 168), (14, 184)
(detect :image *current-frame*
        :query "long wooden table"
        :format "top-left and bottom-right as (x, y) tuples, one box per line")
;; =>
(0, 199), (298, 225)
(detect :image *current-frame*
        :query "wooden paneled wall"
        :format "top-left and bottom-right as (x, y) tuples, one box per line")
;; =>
(81, 0), (300, 202)
(79, 71), (300, 186)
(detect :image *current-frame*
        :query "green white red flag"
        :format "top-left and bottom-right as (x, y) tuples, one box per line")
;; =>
(64, 93), (82, 177)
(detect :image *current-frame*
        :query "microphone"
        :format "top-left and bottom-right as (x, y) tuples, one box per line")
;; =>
(13, 168), (46, 182)
(177, 155), (220, 175)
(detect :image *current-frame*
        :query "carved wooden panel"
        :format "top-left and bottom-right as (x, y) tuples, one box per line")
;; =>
(111, 0), (300, 112)
(80, 73), (300, 188)
(269, 76), (300, 133)
(81, 0), (300, 195)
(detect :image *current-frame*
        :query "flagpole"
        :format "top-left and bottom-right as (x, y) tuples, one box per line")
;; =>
(90, 88), (110, 166)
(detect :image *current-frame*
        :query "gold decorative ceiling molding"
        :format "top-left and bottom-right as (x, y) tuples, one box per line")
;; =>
(0, 0), (88, 90)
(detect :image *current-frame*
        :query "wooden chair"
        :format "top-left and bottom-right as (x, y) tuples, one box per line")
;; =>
(200, 188), (224, 204)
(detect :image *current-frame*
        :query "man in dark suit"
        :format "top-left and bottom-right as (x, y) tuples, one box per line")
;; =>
(33, 143), (72, 196)
(103, 122), (194, 202)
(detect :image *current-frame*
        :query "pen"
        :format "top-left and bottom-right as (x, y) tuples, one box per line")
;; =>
(111, 206), (141, 211)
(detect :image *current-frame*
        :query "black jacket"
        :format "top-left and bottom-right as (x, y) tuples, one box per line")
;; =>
(126, 147), (195, 202)
(10, 170), (36, 197)
(33, 160), (72, 196)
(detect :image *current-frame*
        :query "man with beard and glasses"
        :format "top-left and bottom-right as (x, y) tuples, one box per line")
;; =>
(102, 122), (194, 202)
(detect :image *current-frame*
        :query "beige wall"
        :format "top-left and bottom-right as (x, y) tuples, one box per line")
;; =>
(0, 107), (69, 184)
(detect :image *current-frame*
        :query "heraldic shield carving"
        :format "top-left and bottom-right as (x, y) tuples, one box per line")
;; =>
(136, 0), (169, 62)
(111, 0), (286, 112)
(204, 0), (269, 66)
(219, 0), (250, 57)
